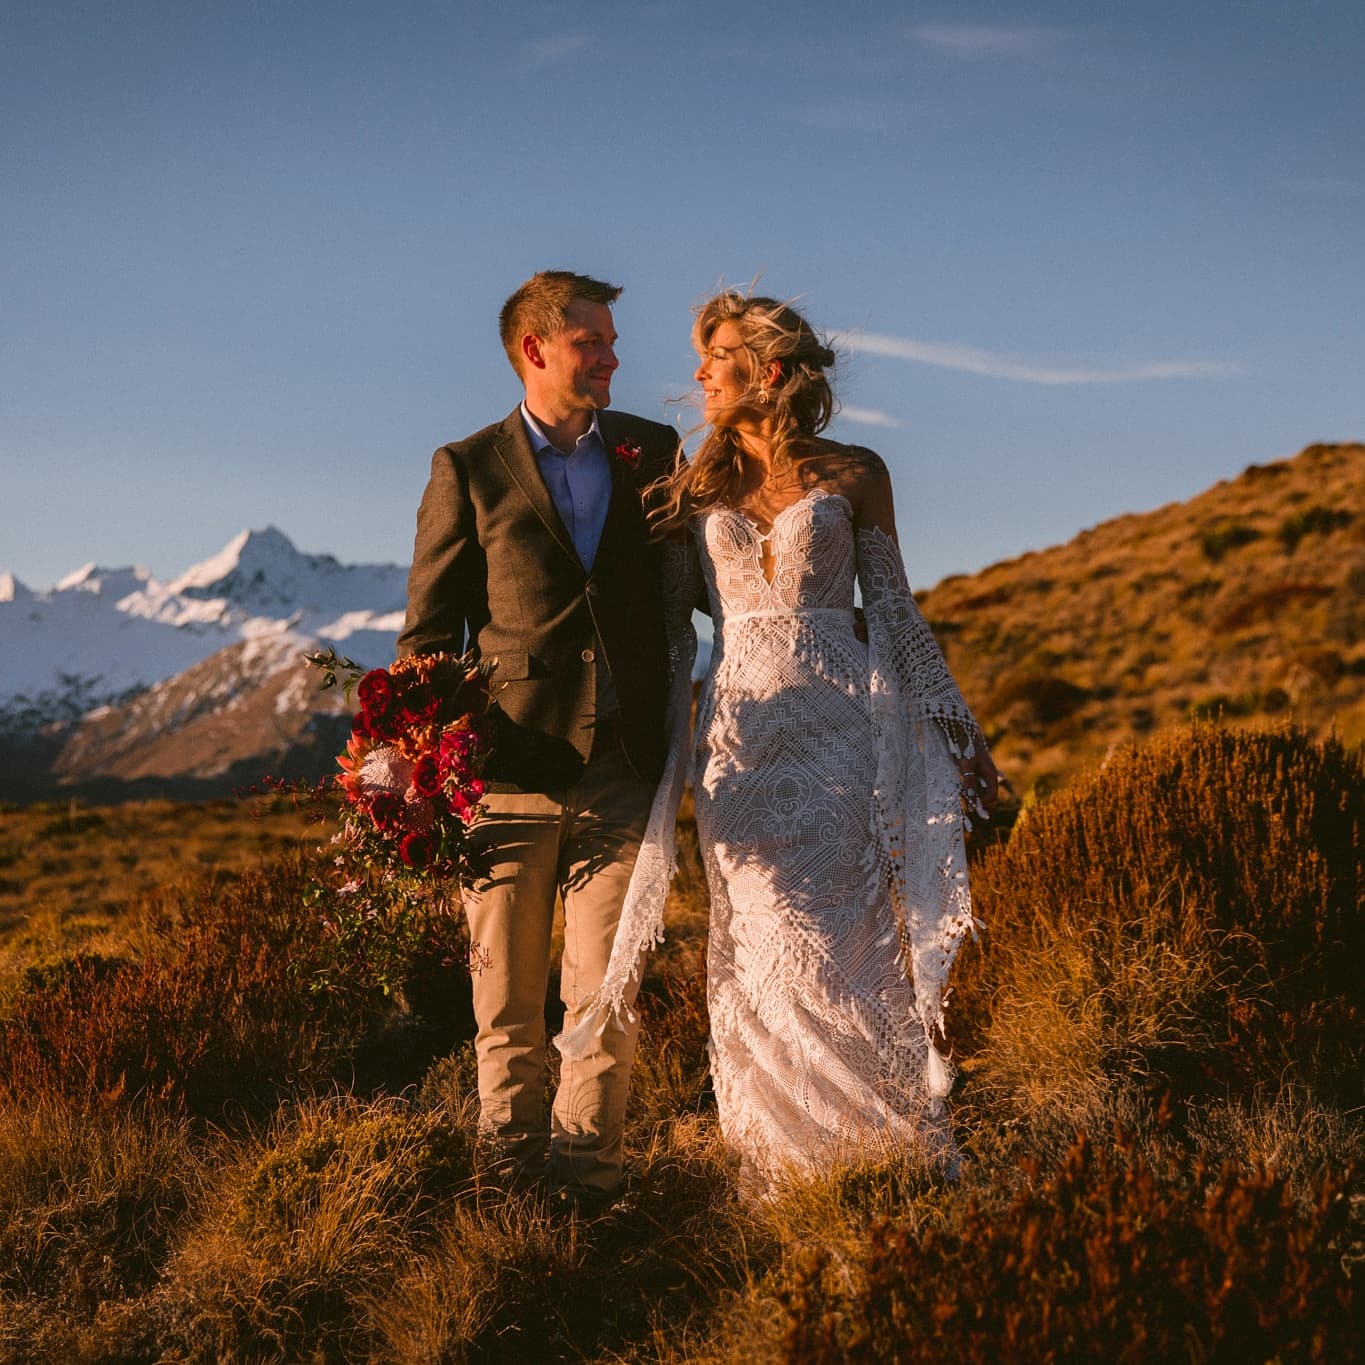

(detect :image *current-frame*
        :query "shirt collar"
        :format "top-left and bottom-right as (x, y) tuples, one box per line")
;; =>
(520, 402), (603, 457)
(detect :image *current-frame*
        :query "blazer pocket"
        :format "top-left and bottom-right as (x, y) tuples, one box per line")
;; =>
(488, 651), (543, 682)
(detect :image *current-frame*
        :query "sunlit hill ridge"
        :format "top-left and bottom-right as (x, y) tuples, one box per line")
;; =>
(920, 440), (1365, 796)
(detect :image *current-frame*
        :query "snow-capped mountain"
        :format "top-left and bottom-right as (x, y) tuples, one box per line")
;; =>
(0, 528), (407, 798)
(0, 524), (711, 801)
(0, 527), (406, 728)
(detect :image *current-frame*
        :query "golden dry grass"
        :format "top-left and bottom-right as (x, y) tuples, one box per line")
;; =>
(0, 723), (1360, 1362)
(0, 795), (327, 977)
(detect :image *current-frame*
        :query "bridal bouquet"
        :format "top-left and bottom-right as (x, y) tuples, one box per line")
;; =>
(302, 647), (495, 995)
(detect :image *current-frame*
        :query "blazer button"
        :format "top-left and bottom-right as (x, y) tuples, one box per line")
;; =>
(581, 648), (595, 663)
(585, 582), (599, 597)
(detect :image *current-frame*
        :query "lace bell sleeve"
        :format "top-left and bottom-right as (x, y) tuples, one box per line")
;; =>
(854, 471), (985, 1094)
(554, 534), (700, 1060)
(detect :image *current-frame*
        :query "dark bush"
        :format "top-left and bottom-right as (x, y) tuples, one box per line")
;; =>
(1199, 521), (1260, 562)
(1216, 581), (1332, 631)
(989, 672), (1091, 727)
(1278, 504), (1353, 552)
(0, 852), (375, 1117)
(954, 724), (1365, 1106)
(778, 1131), (1358, 1363)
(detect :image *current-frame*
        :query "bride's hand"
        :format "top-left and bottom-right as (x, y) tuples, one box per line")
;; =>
(960, 746), (1001, 813)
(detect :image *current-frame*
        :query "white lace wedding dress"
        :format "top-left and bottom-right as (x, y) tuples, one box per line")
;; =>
(557, 485), (984, 1188)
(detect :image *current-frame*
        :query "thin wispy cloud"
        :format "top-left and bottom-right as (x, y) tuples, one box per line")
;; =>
(837, 405), (899, 428)
(837, 331), (1238, 386)
(910, 23), (1062, 59)
(520, 33), (589, 70)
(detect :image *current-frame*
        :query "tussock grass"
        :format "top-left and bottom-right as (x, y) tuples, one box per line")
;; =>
(953, 721), (1364, 1117)
(0, 722), (1360, 1361)
(155, 1095), (475, 1362)
(0, 1093), (198, 1303)
(0, 796), (324, 970)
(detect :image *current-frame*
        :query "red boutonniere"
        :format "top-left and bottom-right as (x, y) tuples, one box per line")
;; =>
(614, 440), (643, 470)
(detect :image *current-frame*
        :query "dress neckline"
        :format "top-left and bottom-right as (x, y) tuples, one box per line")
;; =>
(717, 485), (849, 538)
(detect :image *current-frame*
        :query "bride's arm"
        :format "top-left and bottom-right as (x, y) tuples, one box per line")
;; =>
(851, 453), (999, 812)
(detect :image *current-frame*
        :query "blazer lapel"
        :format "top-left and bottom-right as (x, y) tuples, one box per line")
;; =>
(490, 409), (577, 562)
(595, 412), (649, 568)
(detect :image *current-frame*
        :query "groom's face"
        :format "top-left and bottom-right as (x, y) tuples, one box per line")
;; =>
(534, 297), (619, 412)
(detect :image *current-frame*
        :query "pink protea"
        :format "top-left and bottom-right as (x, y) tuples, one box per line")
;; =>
(357, 744), (415, 797)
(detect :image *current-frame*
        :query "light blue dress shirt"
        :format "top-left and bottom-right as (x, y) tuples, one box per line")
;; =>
(520, 403), (618, 720)
(520, 404), (612, 572)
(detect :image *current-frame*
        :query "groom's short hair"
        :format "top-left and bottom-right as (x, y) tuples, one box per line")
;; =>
(499, 270), (622, 377)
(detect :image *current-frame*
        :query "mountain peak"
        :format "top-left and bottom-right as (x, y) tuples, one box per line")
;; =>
(168, 526), (307, 598)
(158, 526), (403, 622)
(0, 572), (32, 603)
(52, 562), (155, 597)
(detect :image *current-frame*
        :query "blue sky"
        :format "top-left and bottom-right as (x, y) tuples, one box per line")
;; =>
(4, 0), (1362, 591)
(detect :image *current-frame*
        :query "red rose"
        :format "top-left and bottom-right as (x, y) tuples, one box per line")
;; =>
(411, 751), (443, 798)
(357, 669), (395, 718)
(398, 682), (441, 727)
(400, 830), (435, 868)
(368, 790), (405, 830)
(451, 672), (490, 714)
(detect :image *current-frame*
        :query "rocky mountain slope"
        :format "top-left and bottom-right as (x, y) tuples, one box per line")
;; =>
(0, 527), (405, 730)
(0, 528), (405, 800)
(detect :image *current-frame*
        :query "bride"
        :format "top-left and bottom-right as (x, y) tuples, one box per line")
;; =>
(559, 291), (997, 1190)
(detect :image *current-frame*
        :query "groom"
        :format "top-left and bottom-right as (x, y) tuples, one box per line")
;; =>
(397, 270), (679, 1207)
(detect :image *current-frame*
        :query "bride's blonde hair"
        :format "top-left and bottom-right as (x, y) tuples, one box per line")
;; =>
(650, 291), (837, 535)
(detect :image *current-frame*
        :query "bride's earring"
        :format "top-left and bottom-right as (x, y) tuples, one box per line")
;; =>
(757, 387), (770, 405)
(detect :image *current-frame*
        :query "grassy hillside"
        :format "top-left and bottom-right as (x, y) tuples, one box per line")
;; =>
(0, 796), (325, 983)
(0, 725), (1360, 1361)
(921, 442), (1365, 795)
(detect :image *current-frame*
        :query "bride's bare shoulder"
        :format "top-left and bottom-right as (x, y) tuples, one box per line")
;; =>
(803, 440), (891, 502)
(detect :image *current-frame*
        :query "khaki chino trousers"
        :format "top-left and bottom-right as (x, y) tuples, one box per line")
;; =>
(460, 732), (654, 1194)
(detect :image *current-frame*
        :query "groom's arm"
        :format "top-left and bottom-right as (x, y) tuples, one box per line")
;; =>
(396, 442), (480, 659)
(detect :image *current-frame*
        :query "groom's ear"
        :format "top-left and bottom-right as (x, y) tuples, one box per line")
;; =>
(521, 333), (546, 371)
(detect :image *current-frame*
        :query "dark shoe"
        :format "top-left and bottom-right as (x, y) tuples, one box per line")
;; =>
(545, 1184), (612, 1222)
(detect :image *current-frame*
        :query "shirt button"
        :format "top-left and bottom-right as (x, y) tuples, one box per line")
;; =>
(581, 648), (595, 663)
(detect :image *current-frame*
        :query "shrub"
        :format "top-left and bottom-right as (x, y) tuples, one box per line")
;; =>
(1278, 504), (1353, 552)
(988, 673), (1091, 729)
(952, 724), (1364, 1113)
(775, 1130), (1358, 1363)
(1179, 576), (1222, 601)
(1215, 581), (1332, 631)
(1199, 521), (1260, 562)
(0, 852), (379, 1116)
